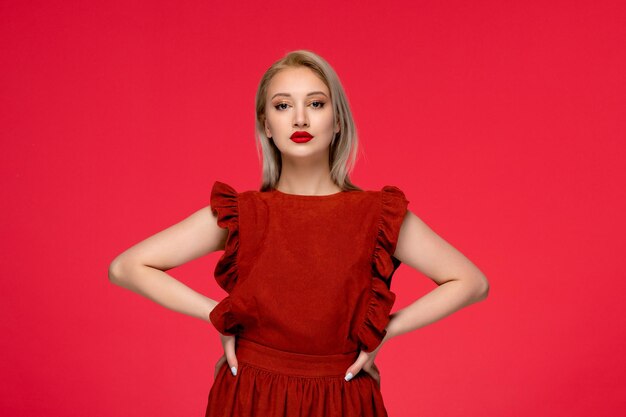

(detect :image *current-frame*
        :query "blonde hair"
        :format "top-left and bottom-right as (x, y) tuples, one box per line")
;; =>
(254, 50), (362, 192)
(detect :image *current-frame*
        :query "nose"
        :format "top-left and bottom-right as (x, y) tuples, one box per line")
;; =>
(293, 103), (309, 128)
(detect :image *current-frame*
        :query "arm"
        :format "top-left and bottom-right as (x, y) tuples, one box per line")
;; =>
(384, 210), (490, 342)
(108, 206), (228, 324)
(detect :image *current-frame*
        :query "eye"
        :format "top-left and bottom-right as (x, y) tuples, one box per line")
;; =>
(274, 103), (289, 111)
(310, 100), (325, 109)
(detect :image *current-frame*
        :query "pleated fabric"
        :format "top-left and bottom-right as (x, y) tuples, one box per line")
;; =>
(205, 181), (409, 417)
(205, 338), (387, 417)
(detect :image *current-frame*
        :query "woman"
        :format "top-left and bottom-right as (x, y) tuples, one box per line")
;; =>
(109, 50), (489, 417)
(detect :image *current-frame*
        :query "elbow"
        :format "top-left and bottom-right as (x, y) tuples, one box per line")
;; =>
(108, 255), (134, 286)
(474, 274), (490, 301)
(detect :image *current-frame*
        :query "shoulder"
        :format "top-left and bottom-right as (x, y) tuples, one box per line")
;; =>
(210, 180), (263, 202)
(375, 184), (409, 244)
(379, 184), (409, 203)
(347, 183), (408, 200)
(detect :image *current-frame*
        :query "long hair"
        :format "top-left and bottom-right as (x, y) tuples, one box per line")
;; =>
(254, 50), (362, 192)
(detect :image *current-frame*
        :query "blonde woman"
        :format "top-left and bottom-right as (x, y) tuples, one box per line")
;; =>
(109, 49), (489, 417)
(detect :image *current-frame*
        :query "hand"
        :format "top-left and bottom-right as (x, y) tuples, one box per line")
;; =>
(344, 340), (386, 388)
(213, 333), (239, 380)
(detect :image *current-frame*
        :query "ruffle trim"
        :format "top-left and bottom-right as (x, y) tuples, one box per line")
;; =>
(210, 181), (240, 293)
(358, 185), (409, 352)
(209, 181), (241, 336)
(209, 295), (243, 336)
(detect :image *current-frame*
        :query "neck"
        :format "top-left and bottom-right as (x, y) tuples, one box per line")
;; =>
(276, 154), (340, 195)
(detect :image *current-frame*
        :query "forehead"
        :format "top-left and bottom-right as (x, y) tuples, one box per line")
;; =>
(267, 67), (329, 97)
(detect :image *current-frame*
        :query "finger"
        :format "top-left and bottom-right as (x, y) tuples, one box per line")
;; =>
(364, 369), (380, 385)
(214, 354), (226, 380)
(223, 335), (239, 376)
(344, 351), (369, 381)
(364, 362), (382, 388)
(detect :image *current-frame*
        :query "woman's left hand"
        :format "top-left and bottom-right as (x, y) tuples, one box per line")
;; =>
(344, 340), (385, 388)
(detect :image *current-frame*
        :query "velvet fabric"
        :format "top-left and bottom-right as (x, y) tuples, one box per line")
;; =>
(205, 180), (409, 417)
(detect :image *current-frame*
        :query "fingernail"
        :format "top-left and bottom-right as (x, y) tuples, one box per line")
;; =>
(231, 366), (237, 376)
(344, 372), (353, 382)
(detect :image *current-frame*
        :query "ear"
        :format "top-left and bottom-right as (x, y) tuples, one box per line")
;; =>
(264, 120), (272, 138)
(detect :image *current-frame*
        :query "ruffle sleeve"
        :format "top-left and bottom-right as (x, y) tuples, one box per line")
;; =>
(358, 185), (409, 352)
(208, 181), (242, 336)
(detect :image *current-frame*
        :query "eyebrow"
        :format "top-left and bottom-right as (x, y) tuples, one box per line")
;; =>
(271, 91), (329, 100)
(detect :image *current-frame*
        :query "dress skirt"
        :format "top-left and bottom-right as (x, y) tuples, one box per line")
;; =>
(205, 337), (389, 417)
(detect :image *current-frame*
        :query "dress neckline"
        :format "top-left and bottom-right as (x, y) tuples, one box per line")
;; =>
(270, 187), (348, 199)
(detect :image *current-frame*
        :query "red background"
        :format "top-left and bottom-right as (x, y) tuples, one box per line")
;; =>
(1, 1), (624, 416)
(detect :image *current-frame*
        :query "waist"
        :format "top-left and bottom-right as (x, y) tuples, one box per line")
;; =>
(235, 337), (359, 378)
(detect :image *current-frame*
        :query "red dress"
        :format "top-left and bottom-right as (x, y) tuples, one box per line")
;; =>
(205, 181), (409, 417)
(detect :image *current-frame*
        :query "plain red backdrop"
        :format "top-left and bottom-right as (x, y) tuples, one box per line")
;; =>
(1, 0), (624, 416)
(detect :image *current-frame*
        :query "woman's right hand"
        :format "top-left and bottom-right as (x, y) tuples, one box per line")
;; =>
(214, 334), (239, 380)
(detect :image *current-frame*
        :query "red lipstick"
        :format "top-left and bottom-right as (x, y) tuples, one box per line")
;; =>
(290, 131), (314, 143)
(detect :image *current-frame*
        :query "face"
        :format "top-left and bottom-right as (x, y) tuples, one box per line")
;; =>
(264, 66), (340, 160)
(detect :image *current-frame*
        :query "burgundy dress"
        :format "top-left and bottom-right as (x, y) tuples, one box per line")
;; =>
(205, 180), (409, 417)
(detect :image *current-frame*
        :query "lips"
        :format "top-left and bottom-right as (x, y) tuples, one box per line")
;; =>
(290, 131), (314, 143)
(291, 131), (313, 139)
